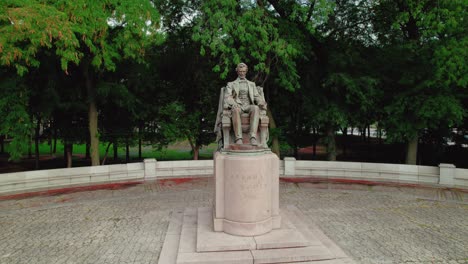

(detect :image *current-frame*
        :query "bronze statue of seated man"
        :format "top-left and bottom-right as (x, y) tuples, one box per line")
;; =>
(223, 63), (267, 146)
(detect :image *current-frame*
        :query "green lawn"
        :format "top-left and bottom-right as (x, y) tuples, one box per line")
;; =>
(5, 140), (217, 161)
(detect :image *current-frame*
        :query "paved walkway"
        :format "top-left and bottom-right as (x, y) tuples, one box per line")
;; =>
(0, 178), (467, 264)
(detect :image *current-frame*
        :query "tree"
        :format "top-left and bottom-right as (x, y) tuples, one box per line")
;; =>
(25, 54), (62, 169)
(98, 73), (140, 164)
(152, 0), (228, 159)
(1, 0), (161, 165)
(373, 0), (467, 164)
(0, 69), (31, 160)
(265, 0), (383, 160)
(192, 0), (306, 156)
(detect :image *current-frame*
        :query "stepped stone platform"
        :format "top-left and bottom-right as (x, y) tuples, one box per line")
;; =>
(158, 205), (354, 264)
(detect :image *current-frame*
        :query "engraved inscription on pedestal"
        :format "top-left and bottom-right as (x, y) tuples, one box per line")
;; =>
(225, 166), (271, 223)
(214, 150), (280, 236)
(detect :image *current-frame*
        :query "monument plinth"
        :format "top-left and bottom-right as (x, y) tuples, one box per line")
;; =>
(158, 63), (354, 263)
(213, 148), (281, 236)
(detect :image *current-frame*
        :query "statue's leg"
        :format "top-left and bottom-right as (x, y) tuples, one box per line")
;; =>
(248, 105), (260, 138)
(260, 116), (269, 148)
(231, 107), (243, 142)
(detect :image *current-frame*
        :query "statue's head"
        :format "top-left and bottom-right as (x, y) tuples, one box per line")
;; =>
(236, 63), (248, 79)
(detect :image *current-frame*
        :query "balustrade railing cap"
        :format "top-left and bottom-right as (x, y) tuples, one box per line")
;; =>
(439, 163), (456, 168)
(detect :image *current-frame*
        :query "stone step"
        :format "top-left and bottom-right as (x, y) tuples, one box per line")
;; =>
(197, 207), (312, 252)
(158, 206), (355, 264)
(251, 246), (333, 264)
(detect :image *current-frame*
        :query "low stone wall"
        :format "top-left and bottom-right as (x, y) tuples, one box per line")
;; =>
(455, 168), (468, 187)
(0, 163), (146, 195)
(146, 159), (213, 179)
(0, 158), (467, 196)
(284, 158), (467, 189)
(0, 159), (214, 196)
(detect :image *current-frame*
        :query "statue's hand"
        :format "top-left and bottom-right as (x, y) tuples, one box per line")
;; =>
(231, 103), (240, 110)
(258, 102), (267, 110)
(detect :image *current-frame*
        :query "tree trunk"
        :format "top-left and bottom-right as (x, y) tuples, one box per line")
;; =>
(63, 142), (66, 165)
(367, 125), (372, 159)
(85, 137), (91, 159)
(138, 123), (143, 160)
(406, 136), (418, 165)
(0, 135), (4, 153)
(113, 140), (118, 160)
(48, 136), (53, 155)
(326, 125), (336, 161)
(101, 142), (112, 165)
(360, 127), (366, 141)
(53, 127), (57, 154)
(367, 125), (371, 142)
(125, 136), (130, 163)
(28, 134), (32, 159)
(88, 100), (99, 166)
(34, 115), (41, 170)
(267, 108), (280, 157)
(138, 138), (142, 159)
(193, 145), (200, 160)
(48, 119), (53, 155)
(84, 61), (100, 166)
(311, 127), (318, 157)
(378, 127), (383, 145)
(65, 143), (73, 168)
(187, 136), (199, 160)
(342, 127), (347, 157)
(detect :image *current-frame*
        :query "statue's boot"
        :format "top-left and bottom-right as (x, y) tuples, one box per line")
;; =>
(250, 137), (258, 146)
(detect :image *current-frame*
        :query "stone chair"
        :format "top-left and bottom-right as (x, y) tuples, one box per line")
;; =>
(214, 86), (269, 149)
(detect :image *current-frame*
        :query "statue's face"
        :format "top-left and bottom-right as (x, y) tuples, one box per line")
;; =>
(237, 67), (247, 79)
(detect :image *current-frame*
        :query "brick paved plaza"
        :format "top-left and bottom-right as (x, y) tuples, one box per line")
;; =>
(0, 178), (467, 264)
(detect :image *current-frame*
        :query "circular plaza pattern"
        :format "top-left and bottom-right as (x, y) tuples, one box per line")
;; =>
(0, 178), (467, 264)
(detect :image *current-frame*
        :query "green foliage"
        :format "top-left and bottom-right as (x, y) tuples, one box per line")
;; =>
(0, 0), (467, 166)
(159, 101), (214, 157)
(0, 1), (77, 75)
(159, 102), (186, 144)
(193, 0), (301, 90)
(383, 94), (465, 142)
(0, 0), (161, 74)
(0, 0), (162, 164)
(0, 75), (31, 160)
(374, 0), (467, 145)
(433, 37), (467, 88)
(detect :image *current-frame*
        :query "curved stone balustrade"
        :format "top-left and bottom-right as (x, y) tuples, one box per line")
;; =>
(0, 158), (466, 196)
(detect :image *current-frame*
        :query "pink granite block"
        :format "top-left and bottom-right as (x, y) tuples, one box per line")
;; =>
(197, 208), (256, 252)
(254, 229), (310, 249)
(178, 227), (196, 253)
(167, 211), (184, 235)
(183, 208), (197, 228)
(251, 246), (333, 264)
(214, 152), (281, 236)
(158, 234), (180, 264)
(176, 251), (253, 264)
(281, 259), (355, 264)
(197, 230), (257, 252)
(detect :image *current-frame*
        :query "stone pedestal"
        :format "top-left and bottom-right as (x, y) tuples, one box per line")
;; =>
(158, 206), (355, 264)
(213, 148), (280, 236)
(158, 148), (354, 263)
